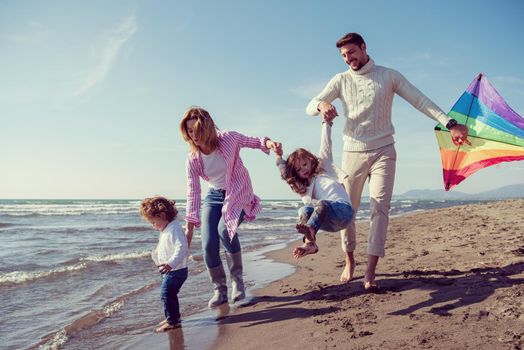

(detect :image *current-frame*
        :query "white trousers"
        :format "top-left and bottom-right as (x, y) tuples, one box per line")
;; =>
(340, 144), (396, 257)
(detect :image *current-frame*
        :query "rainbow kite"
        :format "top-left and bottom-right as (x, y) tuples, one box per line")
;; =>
(434, 73), (524, 191)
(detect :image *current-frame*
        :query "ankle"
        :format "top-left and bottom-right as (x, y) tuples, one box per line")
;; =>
(345, 252), (355, 265)
(364, 271), (375, 282)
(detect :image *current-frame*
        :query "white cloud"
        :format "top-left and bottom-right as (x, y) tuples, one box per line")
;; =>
(3, 21), (52, 45)
(73, 15), (137, 96)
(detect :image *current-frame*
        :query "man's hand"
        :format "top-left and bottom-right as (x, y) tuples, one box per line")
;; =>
(266, 140), (283, 157)
(158, 264), (172, 274)
(318, 101), (338, 123)
(449, 123), (471, 146)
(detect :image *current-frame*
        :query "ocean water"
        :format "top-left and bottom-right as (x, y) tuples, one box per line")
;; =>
(0, 198), (486, 350)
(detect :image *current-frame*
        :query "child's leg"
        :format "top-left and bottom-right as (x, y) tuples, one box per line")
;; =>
(292, 241), (319, 259)
(314, 201), (356, 281)
(304, 200), (332, 234)
(297, 205), (314, 224)
(292, 205), (318, 258)
(159, 268), (188, 330)
(296, 204), (316, 241)
(295, 200), (348, 256)
(318, 201), (354, 232)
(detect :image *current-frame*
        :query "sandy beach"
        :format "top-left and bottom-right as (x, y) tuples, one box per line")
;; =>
(208, 199), (524, 350)
(134, 199), (524, 350)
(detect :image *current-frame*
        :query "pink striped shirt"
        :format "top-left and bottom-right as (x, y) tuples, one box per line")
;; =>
(185, 130), (270, 240)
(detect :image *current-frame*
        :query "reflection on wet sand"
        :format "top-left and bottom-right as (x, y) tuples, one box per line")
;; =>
(127, 243), (295, 350)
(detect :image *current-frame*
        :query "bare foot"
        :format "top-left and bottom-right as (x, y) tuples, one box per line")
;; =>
(363, 280), (382, 293)
(157, 318), (168, 327)
(296, 223), (316, 242)
(293, 242), (318, 259)
(339, 262), (355, 283)
(364, 272), (381, 293)
(364, 271), (375, 286)
(155, 321), (181, 332)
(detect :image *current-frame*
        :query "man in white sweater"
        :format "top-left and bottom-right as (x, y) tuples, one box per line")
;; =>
(306, 32), (469, 292)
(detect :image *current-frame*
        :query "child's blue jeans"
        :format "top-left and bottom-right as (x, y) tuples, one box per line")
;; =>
(161, 267), (188, 325)
(298, 200), (353, 234)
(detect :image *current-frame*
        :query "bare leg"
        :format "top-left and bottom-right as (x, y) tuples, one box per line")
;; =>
(292, 237), (318, 259)
(339, 250), (355, 283)
(294, 223), (318, 259)
(295, 223), (316, 242)
(364, 255), (379, 291)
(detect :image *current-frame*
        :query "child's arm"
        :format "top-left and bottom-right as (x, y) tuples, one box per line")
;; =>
(160, 226), (189, 273)
(318, 121), (332, 164)
(318, 121), (338, 178)
(276, 157), (286, 177)
(275, 144), (286, 178)
(268, 139), (283, 157)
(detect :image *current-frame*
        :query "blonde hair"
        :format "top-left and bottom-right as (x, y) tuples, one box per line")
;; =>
(179, 107), (219, 153)
(140, 196), (178, 222)
(282, 148), (322, 195)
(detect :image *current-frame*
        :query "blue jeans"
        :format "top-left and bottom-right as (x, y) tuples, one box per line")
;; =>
(160, 267), (188, 325)
(298, 200), (353, 233)
(201, 188), (245, 268)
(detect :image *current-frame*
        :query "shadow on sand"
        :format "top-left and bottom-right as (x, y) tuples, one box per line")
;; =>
(384, 261), (524, 316)
(214, 261), (523, 329)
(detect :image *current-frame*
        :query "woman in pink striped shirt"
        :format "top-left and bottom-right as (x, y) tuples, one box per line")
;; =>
(180, 107), (282, 308)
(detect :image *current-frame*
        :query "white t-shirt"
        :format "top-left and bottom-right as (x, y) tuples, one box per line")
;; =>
(311, 174), (350, 203)
(201, 150), (227, 189)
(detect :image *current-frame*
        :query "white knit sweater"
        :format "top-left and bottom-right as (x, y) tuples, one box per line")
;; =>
(306, 58), (451, 152)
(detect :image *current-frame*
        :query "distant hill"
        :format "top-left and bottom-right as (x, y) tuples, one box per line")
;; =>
(399, 183), (524, 200)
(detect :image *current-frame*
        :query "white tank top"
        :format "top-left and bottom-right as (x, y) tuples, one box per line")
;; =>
(201, 151), (227, 190)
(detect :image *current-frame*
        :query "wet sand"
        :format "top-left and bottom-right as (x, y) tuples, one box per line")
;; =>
(126, 243), (296, 349)
(138, 199), (524, 349)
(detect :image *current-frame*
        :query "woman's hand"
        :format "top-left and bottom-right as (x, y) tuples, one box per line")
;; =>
(185, 223), (194, 247)
(266, 140), (283, 157)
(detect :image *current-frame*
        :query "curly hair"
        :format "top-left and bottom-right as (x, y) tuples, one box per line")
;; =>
(140, 196), (178, 222)
(282, 148), (323, 195)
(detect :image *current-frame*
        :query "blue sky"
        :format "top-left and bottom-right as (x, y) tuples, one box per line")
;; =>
(1, 0), (523, 199)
